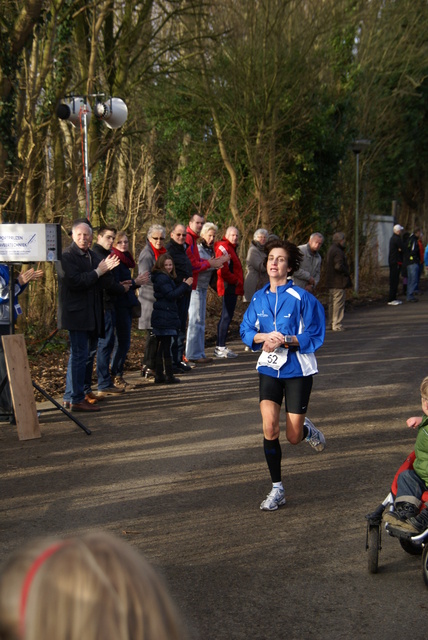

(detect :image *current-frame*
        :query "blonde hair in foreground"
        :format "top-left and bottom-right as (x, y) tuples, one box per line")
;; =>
(0, 531), (186, 640)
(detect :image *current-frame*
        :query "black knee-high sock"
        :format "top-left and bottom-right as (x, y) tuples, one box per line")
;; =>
(263, 437), (282, 483)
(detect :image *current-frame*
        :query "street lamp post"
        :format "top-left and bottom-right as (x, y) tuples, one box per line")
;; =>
(351, 139), (371, 293)
(57, 95), (128, 220)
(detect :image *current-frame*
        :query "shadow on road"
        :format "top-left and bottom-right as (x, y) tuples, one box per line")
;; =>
(1, 296), (428, 639)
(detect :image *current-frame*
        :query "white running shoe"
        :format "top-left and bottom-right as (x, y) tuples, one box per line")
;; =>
(387, 300), (402, 306)
(214, 347), (238, 358)
(260, 487), (286, 511)
(304, 417), (326, 452)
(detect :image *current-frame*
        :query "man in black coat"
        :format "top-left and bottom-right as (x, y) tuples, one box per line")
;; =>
(58, 220), (119, 411)
(166, 223), (193, 372)
(388, 224), (404, 305)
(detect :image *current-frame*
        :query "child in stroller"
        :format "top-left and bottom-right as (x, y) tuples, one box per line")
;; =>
(382, 375), (428, 536)
(366, 375), (428, 541)
(365, 378), (428, 582)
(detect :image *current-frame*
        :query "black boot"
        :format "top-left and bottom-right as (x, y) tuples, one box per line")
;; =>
(141, 366), (155, 379)
(408, 507), (428, 533)
(154, 341), (166, 384)
(164, 357), (180, 384)
(395, 501), (420, 521)
(142, 331), (157, 376)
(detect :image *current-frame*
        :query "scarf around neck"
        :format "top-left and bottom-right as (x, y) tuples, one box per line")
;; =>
(149, 242), (167, 261)
(111, 246), (135, 268)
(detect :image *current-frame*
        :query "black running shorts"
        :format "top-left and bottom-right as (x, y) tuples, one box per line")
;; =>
(259, 373), (313, 414)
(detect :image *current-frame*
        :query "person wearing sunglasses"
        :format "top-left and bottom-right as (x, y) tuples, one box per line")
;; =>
(137, 225), (167, 378)
(166, 224), (193, 374)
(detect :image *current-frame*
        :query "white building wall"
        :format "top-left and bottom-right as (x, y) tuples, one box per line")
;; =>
(368, 215), (394, 267)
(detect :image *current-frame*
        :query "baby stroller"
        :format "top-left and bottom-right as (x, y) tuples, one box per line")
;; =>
(365, 451), (428, 585)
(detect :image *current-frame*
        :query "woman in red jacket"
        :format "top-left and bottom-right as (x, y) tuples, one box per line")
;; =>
(214, 226), (244, 358)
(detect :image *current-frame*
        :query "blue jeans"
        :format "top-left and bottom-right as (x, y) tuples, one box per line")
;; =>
(396, 469), (427, 506)
(111, 306), (132, 377)
(217, 294), (237, 347)
(407, 263), (419, 300)
(185, 287), (208, 360)
(64, 331), (98, 404)
(418, 263), (424, 288)
(96, 309), (116, 390)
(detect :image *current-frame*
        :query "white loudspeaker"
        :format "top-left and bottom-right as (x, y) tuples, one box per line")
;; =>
(56, 97), (92, 127)
(94, 98), (128, 129)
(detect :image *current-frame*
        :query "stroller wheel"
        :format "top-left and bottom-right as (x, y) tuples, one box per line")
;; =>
(422, 545), (428, 587)
(367, 525), (380, 574)
(399, 537), (423, 556)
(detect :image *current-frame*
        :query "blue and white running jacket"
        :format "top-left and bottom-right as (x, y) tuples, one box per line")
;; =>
(240, 281), (325, 378)
(0, 265), (27, 326)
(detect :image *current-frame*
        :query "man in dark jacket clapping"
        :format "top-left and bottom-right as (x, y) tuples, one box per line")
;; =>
(58, 220), (119, 412)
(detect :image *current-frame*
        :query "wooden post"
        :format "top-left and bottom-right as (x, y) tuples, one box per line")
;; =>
(1, 334), (41, 440)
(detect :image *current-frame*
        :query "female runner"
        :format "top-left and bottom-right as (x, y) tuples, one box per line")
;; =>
(240, 239), (326, 511)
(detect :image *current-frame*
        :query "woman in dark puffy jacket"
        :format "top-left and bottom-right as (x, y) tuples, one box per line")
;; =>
(151, 254), (193, 384)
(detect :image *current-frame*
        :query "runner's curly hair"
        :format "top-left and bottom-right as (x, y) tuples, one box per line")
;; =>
(264, 239), (303, 275)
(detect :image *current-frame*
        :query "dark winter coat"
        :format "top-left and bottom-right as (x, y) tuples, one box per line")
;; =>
(388, 233), (404, 267)
(57, 242), (104, 335)
(112, 255), (139, 310)
(326, 242), (352, 290)
(92, 243), (126, 311)
(166, 239), (193, 282)
(405, 233), (421, 267)
(151, 271), (191, 335)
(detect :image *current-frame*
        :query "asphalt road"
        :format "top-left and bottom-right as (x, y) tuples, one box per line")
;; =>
(1, 294), (428, 639)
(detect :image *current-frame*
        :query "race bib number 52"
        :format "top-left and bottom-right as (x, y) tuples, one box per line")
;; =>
(257, 347), (288, 371)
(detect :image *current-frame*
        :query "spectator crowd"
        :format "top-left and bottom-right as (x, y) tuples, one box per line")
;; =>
(56, 215), (248, 411)
(52, 217), (428, 411)
(1, 216), (425, 418)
